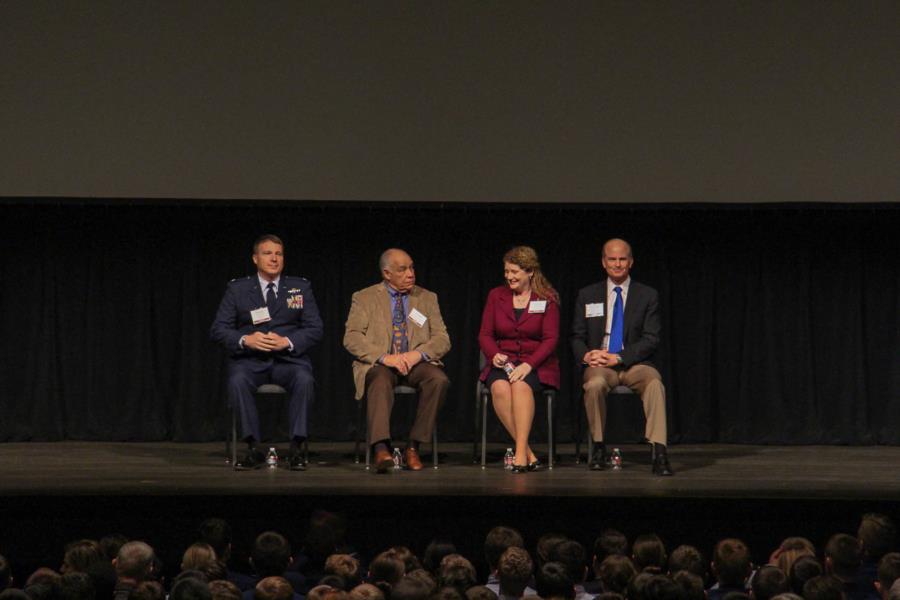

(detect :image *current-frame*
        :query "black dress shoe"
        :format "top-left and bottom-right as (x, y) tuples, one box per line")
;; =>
(589, 448), (607, 471)
(235, 449), (264, 470)
(652, 454), (674, 476)
(511, 464), (529, 473)
(289, 451), (307, 471)
(527, 459), (542, 472)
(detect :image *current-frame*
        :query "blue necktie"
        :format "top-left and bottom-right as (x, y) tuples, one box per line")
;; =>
(608, 286), (624, 354)
(266, 282), (277, 312)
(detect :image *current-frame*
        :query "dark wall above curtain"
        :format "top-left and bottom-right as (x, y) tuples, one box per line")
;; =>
(1, 200), (897, 444)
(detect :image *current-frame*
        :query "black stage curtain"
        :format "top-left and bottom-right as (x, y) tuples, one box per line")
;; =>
(1, 201), (898, 445)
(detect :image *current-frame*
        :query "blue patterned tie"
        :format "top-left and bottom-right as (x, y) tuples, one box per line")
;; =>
(608, 286), (624, 354)
(391, 292), (409, 354)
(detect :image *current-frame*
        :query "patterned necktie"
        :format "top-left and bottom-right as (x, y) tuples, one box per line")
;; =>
(608, 286), (624, 354)
(391, 292), (409, 354)
(266, 282), (277, 312)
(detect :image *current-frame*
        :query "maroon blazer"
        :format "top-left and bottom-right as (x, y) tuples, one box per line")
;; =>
(478, 285), (561, 389)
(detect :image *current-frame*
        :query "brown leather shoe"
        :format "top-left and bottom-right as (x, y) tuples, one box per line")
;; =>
(373, 448), (393, 473)
(404, 447), (424, 471)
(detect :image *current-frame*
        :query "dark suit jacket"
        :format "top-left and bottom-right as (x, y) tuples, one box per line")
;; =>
(478, 285), (560, 389)
(570, 278), (660, 369)
(210, 275), (323, 365)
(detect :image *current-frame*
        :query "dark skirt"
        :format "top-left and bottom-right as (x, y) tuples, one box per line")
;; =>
(483, 366), (544, 398)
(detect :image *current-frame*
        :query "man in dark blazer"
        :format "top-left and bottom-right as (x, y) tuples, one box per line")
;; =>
(571, 238), (673, 475)
(210, 234), (323, 470)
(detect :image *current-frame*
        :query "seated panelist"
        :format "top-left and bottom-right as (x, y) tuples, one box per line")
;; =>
(210, 234), (323, 471)
(478, 246), (560, 473)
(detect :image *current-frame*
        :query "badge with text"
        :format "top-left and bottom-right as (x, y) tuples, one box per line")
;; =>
(286, 294), (304, 309)
(250, 307), (272, 325)
(528, 300), (547, 313)
(585, 303), (604, 318)
(408, 307), (427, 327)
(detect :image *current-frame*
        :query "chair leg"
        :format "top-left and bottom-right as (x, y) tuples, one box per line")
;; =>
(547, 391), (554, 470)
(587, 435), (594, 469)
(575, 389), (583, 464)
(481, 390), (489, 468)
(231, 409), (238, 470)
(432, 425), (438, 469)
(304, 438), (310, 465)
(473, 385), (482, 464)
(356, 396), (366, 465)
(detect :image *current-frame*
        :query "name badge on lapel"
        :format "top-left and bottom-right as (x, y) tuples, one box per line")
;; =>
(250, 307), (272, 325)
(408, 308), (427, 327)
(528, 300), (547, 313)
(286, 294), (304, 309)
(585, 303), (604, 318)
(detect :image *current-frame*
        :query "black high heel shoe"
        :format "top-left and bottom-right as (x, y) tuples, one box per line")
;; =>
(511, 464), (529, 473)
(527, 459), (542, 472)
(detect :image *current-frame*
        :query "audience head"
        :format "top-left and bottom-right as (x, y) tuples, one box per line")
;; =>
(62, 540), (103, 575)
(0, 555), (11, 592)
(114, 542), (156, 582)
(369, 550), (405, 587)
(26, 569), (61, 588)
(304, 511), (349, 566)
(485, 527), (525, 573)
(889, 580), (900, 600)
(596, 593), (626, 600)
(643, 575), (683, 600)
(255, 577), (293, 600)
(438, 560), (477, 595)
(770, 539), (816, 578)
(391, 547), (422, 575)
(536, 535), (569, 570)
(498, 547), (533, 598)
(632, 536), (667, 574)
(251, 532), (291, 577)
(801, 576), (844, 600)
(83, 561), (116, 600)
(752, 566), (791, 600)
(349, 584), (384, 600)
(198, 519), (233, 563)
(790, 556), (823, 596)
(404, 570), (437, 597)
(0, 590), (30, 600)
(58, 572), (95, 600)
(595, 530), (629, 567)
(771, 595), (803, 600)
(181, 543), (217, 573)
(669, 546), (706, 582)
(722, 593), (750, 600)
(131, 581), (166, 600)
(824, 534), (862, 580)
(876, 553), (900, 600)
(465, 586), (498, 600)
(391, 576), (432, 600)
(860, 515), (896, 564)
(598, 555), (638, 595)
(549, 540), (588, 584)
(171, 577), (211, 600)
(424, 540), (457, 576)
(628, 572), (656, 600)
(536, 562), (575, 600)
(672, 570), (705, 600)
(712, 539), (752, 588)
(433, 588), (465, 600)
(326, 554), (362, 589)
(209, 581), (242, 600)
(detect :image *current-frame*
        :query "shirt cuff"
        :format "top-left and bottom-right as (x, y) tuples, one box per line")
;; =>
(419, 350), (430, 362)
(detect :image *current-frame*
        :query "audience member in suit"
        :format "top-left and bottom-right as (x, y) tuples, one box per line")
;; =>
(343, 248), (451, 473)
(478, 246), (560, 473)
(237, 533), (305, 600)
(210, 234), (323, 471)
(708, 539), (752, 600)
(570, 238), (672, 476)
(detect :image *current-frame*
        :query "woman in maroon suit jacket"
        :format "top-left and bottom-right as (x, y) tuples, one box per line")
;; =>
(478, 246), (560, 472)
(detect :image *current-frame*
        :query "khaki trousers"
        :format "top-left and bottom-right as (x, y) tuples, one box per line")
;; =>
(364, 363), (449, 444)
(582, 364), (667, 445)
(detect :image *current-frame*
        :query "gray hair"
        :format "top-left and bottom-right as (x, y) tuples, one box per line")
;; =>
(116, 541), (155, 579)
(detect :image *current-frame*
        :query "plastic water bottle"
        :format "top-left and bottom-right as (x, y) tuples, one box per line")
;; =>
(611, 447), (623, 470)
(503, 362), (515, 377)
(392, 447), (403, 470)
(503, 448), (515, 470)
(265, 447), (278, 469)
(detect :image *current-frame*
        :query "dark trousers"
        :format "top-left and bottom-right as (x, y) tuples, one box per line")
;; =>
(226, 358), (314, 442)
(364, 363), (449, 444)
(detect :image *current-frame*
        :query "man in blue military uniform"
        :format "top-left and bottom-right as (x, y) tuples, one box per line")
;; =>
(211, 234), (323, 470)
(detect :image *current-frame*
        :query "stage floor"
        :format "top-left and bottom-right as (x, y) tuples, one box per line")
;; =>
(2, 441), (899, 500)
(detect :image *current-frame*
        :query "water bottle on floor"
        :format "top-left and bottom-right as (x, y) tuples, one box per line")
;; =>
(611, 447), (623, 470)
(266, 447), (278, 469)
(504, 448), (514, 470)
(392, 447), (403, 470)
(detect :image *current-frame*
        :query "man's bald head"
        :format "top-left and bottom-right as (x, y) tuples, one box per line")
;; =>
(602, 239), (633, 259)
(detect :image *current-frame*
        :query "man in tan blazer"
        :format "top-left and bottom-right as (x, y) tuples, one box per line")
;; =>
(344, 248), (451, 473)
